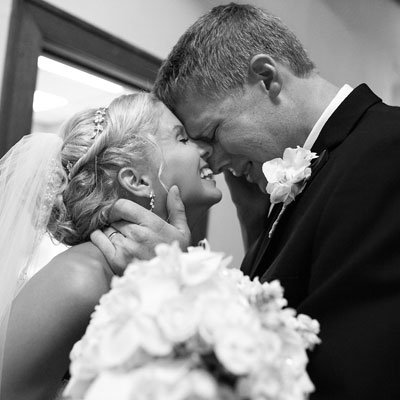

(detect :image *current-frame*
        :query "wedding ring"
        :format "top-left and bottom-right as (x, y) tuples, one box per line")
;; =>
(108, 231), (119, 240)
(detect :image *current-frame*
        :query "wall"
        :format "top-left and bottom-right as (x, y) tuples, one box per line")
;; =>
(207, 0), (400, 104)
(44, 0), (213, 60)
(0, 0), (13, 104)
(1, 0), (400, 265)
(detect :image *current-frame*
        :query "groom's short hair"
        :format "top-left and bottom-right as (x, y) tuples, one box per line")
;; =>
(153, 3), (315, 110)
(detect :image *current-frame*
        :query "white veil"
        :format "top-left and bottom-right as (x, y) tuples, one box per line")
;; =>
(0, 132), (64, 394)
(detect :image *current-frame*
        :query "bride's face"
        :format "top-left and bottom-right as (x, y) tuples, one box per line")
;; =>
(154, 103), (222, 210)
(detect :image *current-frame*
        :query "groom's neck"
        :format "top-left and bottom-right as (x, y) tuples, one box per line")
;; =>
(296, 75), (340, 135)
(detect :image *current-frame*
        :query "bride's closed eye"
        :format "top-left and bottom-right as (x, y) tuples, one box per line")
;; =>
(179, 138), (189, 144)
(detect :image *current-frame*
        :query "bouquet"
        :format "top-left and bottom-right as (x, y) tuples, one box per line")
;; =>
(64, 242), (320, 400)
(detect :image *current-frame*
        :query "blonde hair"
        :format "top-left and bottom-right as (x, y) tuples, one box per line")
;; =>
(47, 92), (162, 246)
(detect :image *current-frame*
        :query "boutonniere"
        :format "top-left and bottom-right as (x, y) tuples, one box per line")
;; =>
(262, 146), (318, 237)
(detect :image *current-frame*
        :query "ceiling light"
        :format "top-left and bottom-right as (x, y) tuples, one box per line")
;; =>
(33, 90), (69, 112)
(38, 56), (125, 94)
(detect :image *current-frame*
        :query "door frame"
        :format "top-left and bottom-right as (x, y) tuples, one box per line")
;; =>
(0, 0), (162, 155)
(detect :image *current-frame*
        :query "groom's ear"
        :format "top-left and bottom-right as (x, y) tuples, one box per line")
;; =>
(248, 54), (282, 99)
(117, 167), (152, 199)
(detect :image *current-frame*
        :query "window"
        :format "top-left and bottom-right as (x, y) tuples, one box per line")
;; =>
(0, 0), (161, 155)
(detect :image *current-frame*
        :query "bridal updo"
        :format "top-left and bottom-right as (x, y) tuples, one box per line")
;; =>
(47, 92), (162, 246)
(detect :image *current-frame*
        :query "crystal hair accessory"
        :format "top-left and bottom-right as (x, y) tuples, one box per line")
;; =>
(93, 107), (107, 138)
(149, 190), (155, 212)
(66, 107), (108, 180)
(65, 161), (73, 177)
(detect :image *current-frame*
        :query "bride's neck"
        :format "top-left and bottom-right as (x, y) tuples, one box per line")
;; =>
(156, 198), (208, 240)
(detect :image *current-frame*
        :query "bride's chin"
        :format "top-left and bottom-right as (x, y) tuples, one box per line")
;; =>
(185, 193), (222, 214)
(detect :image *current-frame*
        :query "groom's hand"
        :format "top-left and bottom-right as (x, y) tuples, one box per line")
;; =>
(224, 171), (270, 250)
(90, 186), (190, 275)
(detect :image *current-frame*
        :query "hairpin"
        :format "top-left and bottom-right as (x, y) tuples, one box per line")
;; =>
(92, 107), (107, 138)
(66, 107), (108, 180)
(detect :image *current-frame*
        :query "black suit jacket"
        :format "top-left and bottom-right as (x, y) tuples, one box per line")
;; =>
(241, 84), (400, 400)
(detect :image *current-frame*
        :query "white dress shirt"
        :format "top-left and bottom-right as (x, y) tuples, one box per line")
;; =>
(303, 84), (353, 150)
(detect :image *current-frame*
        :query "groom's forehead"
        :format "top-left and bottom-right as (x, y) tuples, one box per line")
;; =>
(176, 97), (226, 139)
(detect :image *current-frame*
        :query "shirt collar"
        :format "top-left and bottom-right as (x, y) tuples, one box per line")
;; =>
(303, 84), (353, 151)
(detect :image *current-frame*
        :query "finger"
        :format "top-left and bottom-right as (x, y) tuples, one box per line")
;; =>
(167, 186), (190, 240)
(90, 230), (116, 258)
(118, 241), (154, 262)
(110, 221), (147, 242)
(108, 199), (155, 226)
(103, 226), (119, 237)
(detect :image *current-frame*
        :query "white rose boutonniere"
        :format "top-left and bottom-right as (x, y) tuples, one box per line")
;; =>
(263, 146), (318, 205)
(262, 147), (318, 237)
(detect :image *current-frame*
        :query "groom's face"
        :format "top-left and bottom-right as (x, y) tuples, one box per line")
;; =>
(174, 83), (284, 193)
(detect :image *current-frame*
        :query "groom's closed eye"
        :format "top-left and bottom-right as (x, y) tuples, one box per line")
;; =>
(198, 125), (218, 145)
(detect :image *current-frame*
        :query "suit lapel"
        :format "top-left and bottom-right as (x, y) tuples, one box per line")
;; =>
(241, 203), (283, 277)
(246, 149), (329, 279)
(311, 84), (381, 154)
(242, 84), (382, 280)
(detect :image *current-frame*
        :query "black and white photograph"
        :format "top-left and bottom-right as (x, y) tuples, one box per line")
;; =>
(1, 0), (400, 399)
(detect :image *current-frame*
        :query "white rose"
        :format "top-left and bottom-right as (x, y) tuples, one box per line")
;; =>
(94, 286), (140, 327)
(134, 275), (180, 316)
(97, 321), (141, 368)
(282, 346), (309, 378)
(238, 366), (282, 400)
(179, 250), (223, 286)
(283, 146), (316, 169)
(198, 298), (256, 344)
(171, 370), (218, 400)
(262, 158), (286, 183)
(262, 146), (317, 204)
(214, 325), (262, 375)
(67, 335), (105, 386)
(84, 371), (136, 400)
(96, 362), (189, 400)
(266, 181), (293, 204)
(296, 313), (321, 349)
(98, 315), (172, 368)
(157, 295), (199, 343)
(63, 373), (93, 400)
(259, 330), (283, 364)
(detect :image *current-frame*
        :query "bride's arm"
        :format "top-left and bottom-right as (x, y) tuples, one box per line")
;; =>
(2, 243), (110, 400)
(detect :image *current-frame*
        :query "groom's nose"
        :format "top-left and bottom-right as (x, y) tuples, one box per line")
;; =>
(195, 141), (213, 159)
(207, 145), (229, 174)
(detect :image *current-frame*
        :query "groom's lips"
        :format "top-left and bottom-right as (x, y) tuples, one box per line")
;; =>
(228, 162), (252, 179)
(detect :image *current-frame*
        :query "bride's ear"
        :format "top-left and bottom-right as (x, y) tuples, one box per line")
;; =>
(248, 54), (282, 99)
(117, 166), (152, 199)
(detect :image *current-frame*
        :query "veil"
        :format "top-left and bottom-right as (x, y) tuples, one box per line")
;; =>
(0, 132), (64, 394)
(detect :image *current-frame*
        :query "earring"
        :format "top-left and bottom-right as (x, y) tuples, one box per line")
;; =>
(149, 190), (155, 212)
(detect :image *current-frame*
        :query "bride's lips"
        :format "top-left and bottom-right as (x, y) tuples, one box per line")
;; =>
(199, 162), (214, 180)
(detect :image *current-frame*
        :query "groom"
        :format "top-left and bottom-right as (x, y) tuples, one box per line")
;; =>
(92, 4), (400, 399)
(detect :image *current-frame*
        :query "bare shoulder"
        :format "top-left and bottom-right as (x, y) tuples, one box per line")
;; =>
(10, 241), (113, 340)
(35, 241), (112, 311)
(3, 243), (113, 400)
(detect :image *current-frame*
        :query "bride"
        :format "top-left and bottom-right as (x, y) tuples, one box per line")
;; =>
(0, 92), (222, 400)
